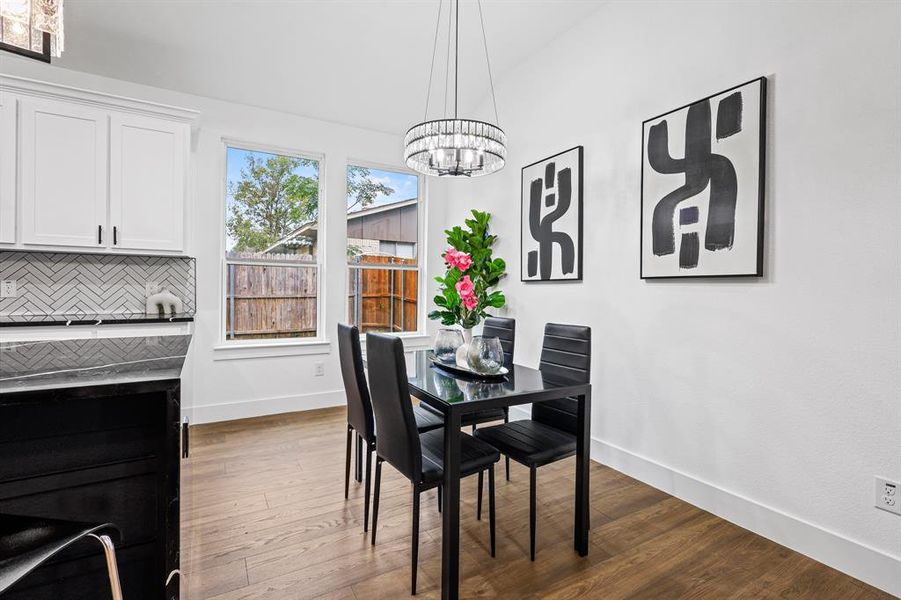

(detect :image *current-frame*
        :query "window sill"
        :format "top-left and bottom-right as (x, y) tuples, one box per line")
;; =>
(213, 339), (331, 361)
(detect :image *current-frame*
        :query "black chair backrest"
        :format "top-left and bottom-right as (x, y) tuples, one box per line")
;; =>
(365, 333), (422, 482)
(338, 323), (374, 443)
(533, 323), (591, 435)
(482, 316), (516, 366)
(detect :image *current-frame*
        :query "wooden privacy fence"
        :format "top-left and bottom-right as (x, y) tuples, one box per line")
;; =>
(225, 253), (417, 340)
(348, 255), (418, 334)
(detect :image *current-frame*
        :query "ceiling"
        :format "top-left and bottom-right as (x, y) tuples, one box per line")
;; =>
(52, 0), (604, 134)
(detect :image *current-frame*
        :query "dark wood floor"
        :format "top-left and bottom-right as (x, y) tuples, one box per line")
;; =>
(181, 407), (892, 599)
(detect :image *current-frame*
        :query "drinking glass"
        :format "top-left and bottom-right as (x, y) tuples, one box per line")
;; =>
(434, 328), (464, 363)
(466, 335), (504, 374)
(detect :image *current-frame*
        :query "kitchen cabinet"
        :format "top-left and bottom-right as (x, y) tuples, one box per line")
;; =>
(19, 96), (109, 248)
(110, 114), (188, 252)
(0, 335), (190, 600)
(1, 75), (197, 255)
(0, 92), (15, 244)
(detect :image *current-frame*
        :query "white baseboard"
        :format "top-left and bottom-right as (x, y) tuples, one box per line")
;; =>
(189, 389), (345, 424)
(594, 438), (901, 597)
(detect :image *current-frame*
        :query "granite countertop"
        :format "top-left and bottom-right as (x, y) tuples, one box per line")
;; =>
(0, 335), (192, 393)
(0, 313), (195, 327)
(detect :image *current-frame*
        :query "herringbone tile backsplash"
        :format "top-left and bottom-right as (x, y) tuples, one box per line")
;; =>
(0, 251), (195, 318)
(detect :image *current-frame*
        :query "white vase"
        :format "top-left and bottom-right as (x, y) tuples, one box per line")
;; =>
(455, 328), (473, 367)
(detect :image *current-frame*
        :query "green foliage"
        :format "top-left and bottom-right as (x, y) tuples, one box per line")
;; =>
(347, 165), (395, 212)
(226, 154), (319, 252)
(428, 209), (507, 329)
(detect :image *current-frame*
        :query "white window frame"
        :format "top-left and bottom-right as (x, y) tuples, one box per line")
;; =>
(345, 159), (428, 341)
(216, 139), (328, 354)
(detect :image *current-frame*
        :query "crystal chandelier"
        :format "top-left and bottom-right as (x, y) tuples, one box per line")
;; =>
(404, 0), (506, 178)
(0, 0), (64, 61)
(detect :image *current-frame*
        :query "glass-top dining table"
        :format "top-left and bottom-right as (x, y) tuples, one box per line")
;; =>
(404, 349), (592, 600)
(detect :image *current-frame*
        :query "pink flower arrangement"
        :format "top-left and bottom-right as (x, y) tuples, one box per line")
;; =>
(429, 209), (506, 330)
(444, 247), (472, 272)
(455, 275), (479, 311)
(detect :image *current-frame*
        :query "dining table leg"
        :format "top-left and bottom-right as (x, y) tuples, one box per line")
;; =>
(574, 389), (591, 556)
(441, 409), (461, 600)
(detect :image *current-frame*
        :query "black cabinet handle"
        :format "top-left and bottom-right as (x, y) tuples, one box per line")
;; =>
(181, 418), (189, 458)
(113, 226), (118, 246)
(98, 225), (103, 245)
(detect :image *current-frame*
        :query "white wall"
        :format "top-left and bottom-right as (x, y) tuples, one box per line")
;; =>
(440, 1), (901, 594)
(0, 55), (446, 424)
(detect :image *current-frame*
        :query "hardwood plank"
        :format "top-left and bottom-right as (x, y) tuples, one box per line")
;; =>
(184, 409), (892, 599)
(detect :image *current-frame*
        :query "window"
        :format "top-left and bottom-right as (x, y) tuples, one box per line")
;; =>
(346, 165), (421, 334)
(224, 145), (322, 341)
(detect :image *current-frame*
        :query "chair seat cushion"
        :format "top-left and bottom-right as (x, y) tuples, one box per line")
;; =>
(412, 404), (444, 432)
(461, 408), (506, 427)
(473, 420), (576, 467)
(419, 430), (500, 484)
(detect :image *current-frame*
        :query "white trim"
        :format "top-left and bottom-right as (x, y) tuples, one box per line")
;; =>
(190, 389), (345, 424)
(0, 75), (198, 122)
(594, 438), (901, 597)
(507, 404), (901, 595)
(212, 339), (331, 360)
(219, 139), (326, 346)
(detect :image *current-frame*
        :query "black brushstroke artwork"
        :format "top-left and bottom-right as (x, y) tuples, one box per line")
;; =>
(647, 94), (742, 268)
(527, 161), (574, 279)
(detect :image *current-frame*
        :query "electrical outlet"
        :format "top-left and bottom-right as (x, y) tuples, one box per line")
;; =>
(145, 282), (160, 296)
(314, 362), (325, 377)
(875, 477), (901, 515)
(0, 280), (17, 298)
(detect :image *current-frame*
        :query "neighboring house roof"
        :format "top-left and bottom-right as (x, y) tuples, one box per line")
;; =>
(264, 198), (417, 253)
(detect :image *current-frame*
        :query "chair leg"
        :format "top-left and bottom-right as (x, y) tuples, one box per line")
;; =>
(363, 446), (373, 532)
(344, 425), (352, 499)
(529, 465), (537, 561)
(504, 410), (510, 481)
(477, 470), (484, 521)
(412, 486), (421, 595)
(472, 423), (477, 432)
(88, 533), (123, 600)
(355, 433), (363, 483)
(437, 484), (442, 513)
(371, 458), (382, 545)
(488, 465), (496, 558)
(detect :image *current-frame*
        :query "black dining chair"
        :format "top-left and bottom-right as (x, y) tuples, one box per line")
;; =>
(0, 514), (123, 599)
(473, 322), (591, 561)
(366, 333), (500, 595)
(338, 323), (444, 533)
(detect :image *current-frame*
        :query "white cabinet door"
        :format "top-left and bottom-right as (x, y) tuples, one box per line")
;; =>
(20, 97), (109, 248)
(109, 114), (187, 252)
(0, 92), (15, 244)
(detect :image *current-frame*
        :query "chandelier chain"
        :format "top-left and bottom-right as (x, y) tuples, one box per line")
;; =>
(454, 0), (459, 119)
(444, 0), (452, 118)
(423, 0), (443, 121)
(477, 0), (500, 127)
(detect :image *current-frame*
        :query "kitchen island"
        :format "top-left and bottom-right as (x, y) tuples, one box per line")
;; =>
(0, 335), (190, 599)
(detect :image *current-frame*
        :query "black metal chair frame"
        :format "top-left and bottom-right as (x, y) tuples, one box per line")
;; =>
(474, 323), (591, 561)
(366, 333), (498, 595)
(0, 514), (123, 599)
(339, 323), (443, 534)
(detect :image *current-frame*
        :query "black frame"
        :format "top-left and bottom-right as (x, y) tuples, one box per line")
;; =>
(520, 145), (584, 282)
(0, 31), (51, 63)
(639, 76), (767, 279)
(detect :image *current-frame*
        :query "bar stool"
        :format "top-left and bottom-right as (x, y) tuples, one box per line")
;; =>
(0, 513), (123, 599)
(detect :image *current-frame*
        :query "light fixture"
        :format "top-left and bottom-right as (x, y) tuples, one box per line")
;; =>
(404, 0), (506, 177)
(0, 0), (64, 62)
